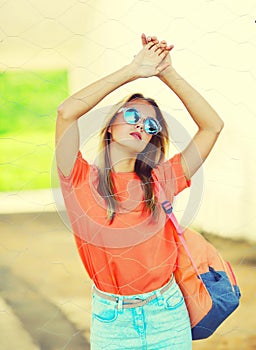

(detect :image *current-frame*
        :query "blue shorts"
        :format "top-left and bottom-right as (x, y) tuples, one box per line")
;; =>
(90, 275), (192, 349)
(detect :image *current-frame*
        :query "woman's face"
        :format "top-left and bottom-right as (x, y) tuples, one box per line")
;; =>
(108, 99), (158, 154)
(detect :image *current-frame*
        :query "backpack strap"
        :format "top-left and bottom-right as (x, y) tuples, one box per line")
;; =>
(161, 201), (202, 278)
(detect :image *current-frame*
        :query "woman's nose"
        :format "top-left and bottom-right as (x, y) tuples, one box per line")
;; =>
(135, 123), (143, 131)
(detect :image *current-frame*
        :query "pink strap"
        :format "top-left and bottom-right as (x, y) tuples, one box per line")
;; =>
(156, 182), (202, 278)
(168, 211), (202, 280)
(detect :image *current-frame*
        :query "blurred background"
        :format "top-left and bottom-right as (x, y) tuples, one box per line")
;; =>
(0, 0), (255, 349)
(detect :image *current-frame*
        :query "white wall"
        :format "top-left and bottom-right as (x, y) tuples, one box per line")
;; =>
(68, 0), (256, 241)
(1, 0), (255, 240)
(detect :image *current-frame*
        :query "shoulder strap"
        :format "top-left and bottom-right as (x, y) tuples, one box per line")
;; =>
(161, 201), (201, 278)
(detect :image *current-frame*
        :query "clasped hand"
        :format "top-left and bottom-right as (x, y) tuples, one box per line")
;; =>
(130, 34), (174, 78)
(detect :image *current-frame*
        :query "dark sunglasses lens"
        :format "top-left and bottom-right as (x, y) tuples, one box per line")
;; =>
(144, 118), (160, 134)
(124, 108), (140, 124)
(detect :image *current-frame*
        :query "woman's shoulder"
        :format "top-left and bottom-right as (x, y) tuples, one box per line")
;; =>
(153, 153), (182, 176)
(58, 150), (99, 186)
(152, 153), (190, 197)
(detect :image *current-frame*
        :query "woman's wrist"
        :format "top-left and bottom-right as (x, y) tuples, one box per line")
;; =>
(123, 62), (140, 81)
(158, 66), (177, 82)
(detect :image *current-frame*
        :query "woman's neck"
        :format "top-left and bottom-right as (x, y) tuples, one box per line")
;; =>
(111, 159), (136, 173)
(109, 143), (136, 173)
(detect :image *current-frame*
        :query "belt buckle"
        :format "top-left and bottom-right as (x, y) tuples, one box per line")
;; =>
(123, 297), (143, 307)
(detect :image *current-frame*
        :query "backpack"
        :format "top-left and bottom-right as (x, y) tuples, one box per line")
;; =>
(161, 200), (241, 340)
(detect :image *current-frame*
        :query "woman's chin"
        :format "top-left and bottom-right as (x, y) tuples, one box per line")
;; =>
(113, 138), (148, 154)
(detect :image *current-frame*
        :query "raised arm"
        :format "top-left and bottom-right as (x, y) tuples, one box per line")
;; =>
(56, 65), (136, 177)
(160, 67), (224, 180)
(56, 41), (170, 176)
(142, 34), (224, 180)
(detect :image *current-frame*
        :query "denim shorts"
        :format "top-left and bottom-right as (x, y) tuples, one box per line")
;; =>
(90, 275), (192, 350)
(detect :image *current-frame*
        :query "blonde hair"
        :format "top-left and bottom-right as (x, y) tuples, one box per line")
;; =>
(97, 93), (169, 223)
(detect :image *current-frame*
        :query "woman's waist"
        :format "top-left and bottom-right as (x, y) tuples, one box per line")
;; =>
(92, 274), (175, 308)
(91, 269), (176, 296)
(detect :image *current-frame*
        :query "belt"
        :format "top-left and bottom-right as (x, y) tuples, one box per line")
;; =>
(93, 275), (174, 309)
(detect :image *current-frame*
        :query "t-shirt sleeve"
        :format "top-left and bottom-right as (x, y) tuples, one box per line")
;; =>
(57, 151), (90, 188)
(153, 153), (191, 201)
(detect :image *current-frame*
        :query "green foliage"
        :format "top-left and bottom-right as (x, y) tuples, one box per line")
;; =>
(0, 69), (68, 134)
(0, 70), (68, 191)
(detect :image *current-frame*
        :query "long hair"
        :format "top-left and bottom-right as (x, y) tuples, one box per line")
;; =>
(97, 93), (169, 223)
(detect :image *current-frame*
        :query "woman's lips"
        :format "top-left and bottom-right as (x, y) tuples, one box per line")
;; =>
(130, 132), (142, 140)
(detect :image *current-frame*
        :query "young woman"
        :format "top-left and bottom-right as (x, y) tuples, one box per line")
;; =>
(55, 34), (224, 349)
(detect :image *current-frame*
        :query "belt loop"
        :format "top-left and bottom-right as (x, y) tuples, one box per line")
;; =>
(117, 296), (124, 313)
(156, 290), (164, 306)
(92, 285), (96, 295)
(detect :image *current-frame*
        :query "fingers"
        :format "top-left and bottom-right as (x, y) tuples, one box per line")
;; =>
(159, 40), (174, 51)
(147, 35), (159, 44)
(141, 34), (158, 47)
(152, 44), (170, 57)
(141, 33), (147, 47)
(146, 41), (157, 50)
(146, 35), (172, 48)
(145, 40), (167, 52)
(143, 34), (174, 53)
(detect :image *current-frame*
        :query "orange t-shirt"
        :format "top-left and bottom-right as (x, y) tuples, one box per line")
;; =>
(58, 151), (190, 295)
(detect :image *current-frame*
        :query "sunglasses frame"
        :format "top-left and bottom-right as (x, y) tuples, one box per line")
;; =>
(118, 107), (162, 135)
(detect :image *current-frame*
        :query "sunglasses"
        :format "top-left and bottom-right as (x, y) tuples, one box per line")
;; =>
(118, 107), (162, 135)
